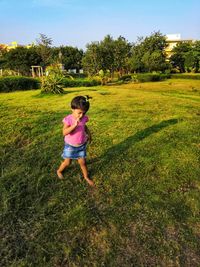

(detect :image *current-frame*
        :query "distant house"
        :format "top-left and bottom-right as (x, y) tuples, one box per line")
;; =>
(165, 34), (194, 58)
(0, 41), (34, 51)
(68, 69), (77, 74)
(0, 43), (8, 51)
(8, 41), (19, 50)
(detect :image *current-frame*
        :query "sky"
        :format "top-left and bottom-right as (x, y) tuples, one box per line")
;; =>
(0, 0), (199, 49)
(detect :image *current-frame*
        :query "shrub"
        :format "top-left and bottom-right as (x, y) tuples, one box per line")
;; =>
(118, 74), (132, 82)
(65, 72), (87, 79)
(0, 76), (40, 92)
(170, 74), (200, 80)
(62, 78), (101, 87)
(41, 65), (64, 94)
(135, 73), (170, 82)
(1, 69), (19, 76)
(98, 69), (111, 85)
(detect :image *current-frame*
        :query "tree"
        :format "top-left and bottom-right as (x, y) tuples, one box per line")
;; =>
(184, 50), (196, 72)
(130, 31), (168, 72)
(82, 35), (132, 76)
(129, 43), (145, 72)
(36, 33), (53, 68)
(113, 36), (132, 76)
(0, 45), (8, 69)
(142, 50), (167, 72)
(99, 35), (115, 74)
(191, 41), (200, 72)
(140, 31), (167, 54)
(170, 42), (192, 72)
(52, 46), (83, 72)
(82, 42), (102, 75)
(0, 45), (7, 57)
(2, 46), (42, 76)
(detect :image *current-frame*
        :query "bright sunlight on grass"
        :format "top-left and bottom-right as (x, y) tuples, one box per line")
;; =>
(0, 79), (200, 266)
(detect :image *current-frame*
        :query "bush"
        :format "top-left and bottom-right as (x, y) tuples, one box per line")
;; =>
(41, 65), (64, 94)
(0, 76), (40, 92)
(62, 78), (101, 87)
(118, 74), (132, 82)
(135, 73), (170, 82)
(170, 74), (200, 80)
(65, 72), (87, 79)
(1, 69), (20, 76)
(98, 69), (111, 85)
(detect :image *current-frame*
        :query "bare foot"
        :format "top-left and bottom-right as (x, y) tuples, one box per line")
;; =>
(57, 170), (64, 180)
(85, 177), (95, 187)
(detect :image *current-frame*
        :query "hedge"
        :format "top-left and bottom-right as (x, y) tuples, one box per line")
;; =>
(170, 74), (200, 80)
(65, 72), (87, 79)
(0, 76), (40, 92)
(118, 74), (132, 81)
(62, 78), (101, 87)
(135, 73), (170, 82)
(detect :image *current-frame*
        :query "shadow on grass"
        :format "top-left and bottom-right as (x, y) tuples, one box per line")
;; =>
(89, 118), (179, 167)
(32, 90), (82, 98)
(32, 89), (94, 98)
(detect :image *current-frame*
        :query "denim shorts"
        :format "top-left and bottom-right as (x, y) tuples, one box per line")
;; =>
(62, 143), (87, 159)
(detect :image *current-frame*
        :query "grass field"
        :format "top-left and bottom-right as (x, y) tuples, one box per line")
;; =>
(0, 79), (200, 266)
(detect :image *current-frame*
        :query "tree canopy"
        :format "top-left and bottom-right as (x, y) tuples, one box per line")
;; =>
(130, 31), (168, 72)
(2, 46), (42, 76)
(0, 32), (199, 76)
(170, 41), (200, 72)
(82, 35), (131, 76)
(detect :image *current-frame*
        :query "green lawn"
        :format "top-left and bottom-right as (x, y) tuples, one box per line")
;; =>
(0, 79), (200, 266)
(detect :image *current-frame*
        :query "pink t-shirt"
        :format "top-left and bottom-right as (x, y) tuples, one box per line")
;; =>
(62, 114), (89, 146)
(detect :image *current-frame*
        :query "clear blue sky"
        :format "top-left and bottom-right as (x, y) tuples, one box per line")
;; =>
(0, 0), (199, 49)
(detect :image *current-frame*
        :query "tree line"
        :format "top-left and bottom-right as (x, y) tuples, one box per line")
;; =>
(0, 32), (200, 77)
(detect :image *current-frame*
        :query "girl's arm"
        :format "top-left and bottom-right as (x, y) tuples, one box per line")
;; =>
(63, 121), (78, 136)
(85, 125), (92, 143)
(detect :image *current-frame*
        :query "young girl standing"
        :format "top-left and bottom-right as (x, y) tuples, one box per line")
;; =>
(57, 96), (94, 186)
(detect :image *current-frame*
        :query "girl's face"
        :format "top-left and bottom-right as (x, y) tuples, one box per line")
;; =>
(72, 108), (85, 120)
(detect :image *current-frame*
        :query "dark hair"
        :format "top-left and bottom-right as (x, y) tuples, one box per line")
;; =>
(71, 95), (91, 113)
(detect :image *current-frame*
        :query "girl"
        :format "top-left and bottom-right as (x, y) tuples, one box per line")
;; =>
(57, 96), (94, 187)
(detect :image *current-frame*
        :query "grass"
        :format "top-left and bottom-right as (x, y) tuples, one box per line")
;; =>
(0, 79), (200, 266)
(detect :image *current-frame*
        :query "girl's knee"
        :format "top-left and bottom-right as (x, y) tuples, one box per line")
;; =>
(64, 159), (71, 166)
(78, 158), (86, 166)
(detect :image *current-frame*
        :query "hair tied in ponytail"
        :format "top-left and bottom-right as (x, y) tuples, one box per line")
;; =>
(85, 95), (92, 101)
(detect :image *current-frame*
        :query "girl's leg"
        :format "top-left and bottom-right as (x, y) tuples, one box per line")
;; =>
(77, 158), (94, 186)
(57, 158), (71, 179)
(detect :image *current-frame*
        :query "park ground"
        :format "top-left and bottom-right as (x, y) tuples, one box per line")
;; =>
(0, 79), (200, 266)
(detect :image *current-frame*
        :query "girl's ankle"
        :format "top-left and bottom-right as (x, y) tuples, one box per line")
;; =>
(57, 170), (64, 179)
(84, 177), (95, 186)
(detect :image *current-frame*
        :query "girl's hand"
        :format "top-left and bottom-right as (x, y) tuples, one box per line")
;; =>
(73, 119), (80, 127)
(85, 125), (91, 144)
(87, 134), (92, 144)
(63, 120), (79, 136)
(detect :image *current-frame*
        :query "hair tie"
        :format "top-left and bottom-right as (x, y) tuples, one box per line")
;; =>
(85, 95), (92, 101)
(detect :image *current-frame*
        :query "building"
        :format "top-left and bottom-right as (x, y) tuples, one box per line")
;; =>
(0, 41), (34, 51)
(165, 34), (193, 58)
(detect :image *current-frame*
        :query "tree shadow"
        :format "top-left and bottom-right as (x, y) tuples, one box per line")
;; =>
(32, 89), (88, 98)
(88, 118), (179, 171)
